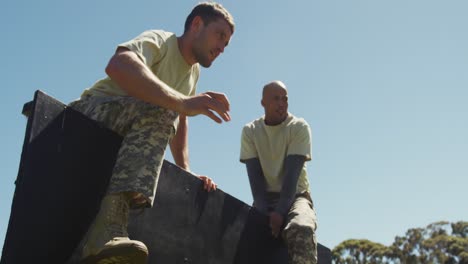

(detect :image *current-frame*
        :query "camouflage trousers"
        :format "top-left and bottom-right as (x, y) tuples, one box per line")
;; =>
(268, 193), (318, 264)
(69, 95), (177, 206)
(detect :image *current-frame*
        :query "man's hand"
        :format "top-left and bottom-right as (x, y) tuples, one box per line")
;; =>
(180, 91), (231, 123)
(198, 175), (217, 192)
(269, 211), (284, 238)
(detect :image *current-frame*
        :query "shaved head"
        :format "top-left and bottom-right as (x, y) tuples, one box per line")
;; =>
(262, 80), (288, 99)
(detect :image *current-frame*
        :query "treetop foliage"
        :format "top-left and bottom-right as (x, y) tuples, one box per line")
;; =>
(332, 221), (468, 264)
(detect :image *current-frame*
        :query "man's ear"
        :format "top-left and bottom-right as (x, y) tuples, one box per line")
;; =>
(190, 16), (204, 33)
(261, 99), (265, 107)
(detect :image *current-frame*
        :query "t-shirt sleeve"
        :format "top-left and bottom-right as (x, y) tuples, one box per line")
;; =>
(189, 86), (196, 96)
(287, 120), (312, 161)
(240, 125), (258, 163)
(189, 66), (200, 96)
(118, 30), (166, 68)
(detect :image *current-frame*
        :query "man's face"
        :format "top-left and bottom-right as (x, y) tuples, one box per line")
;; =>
(262, 86), (289, 125)
(192, 18), (232, 68)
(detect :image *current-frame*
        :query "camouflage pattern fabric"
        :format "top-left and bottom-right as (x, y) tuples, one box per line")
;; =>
(282, 195), (318, 264)
(69, 95), (177, 206)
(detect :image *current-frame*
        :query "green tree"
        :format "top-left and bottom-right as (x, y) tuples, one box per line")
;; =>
(332, 239), (391, 264)
(391, 227), (427, 263)
(332, 221), (468, 264)
(451, 221), (468, 238)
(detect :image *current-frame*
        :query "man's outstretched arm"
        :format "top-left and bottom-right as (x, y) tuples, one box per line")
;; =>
(106, 47), (231, 123)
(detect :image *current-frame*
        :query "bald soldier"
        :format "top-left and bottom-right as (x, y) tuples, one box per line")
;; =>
(240, 81), (318, 264)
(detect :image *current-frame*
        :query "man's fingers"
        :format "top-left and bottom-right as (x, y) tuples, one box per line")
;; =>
(183, 93), (230, 122)
(204, 93), (231, 122)
(270, 225), (279, 238)
(204, 97), (230, 122)
(205, 91), (230, 111)
(273, 231), (279, 238)
(269, 212), (283, 238)
(204, 176), (217, 191)
(204, 177), (211, 191)
(206, 181), (217, 192)
(204, 110), (222, 124)
(199, 176), (217, 192)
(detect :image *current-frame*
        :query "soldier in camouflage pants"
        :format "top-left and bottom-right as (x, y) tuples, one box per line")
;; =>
(70, 3), (235, 263)
(240, 81), (318, 264)
(70, 95), (177, 205)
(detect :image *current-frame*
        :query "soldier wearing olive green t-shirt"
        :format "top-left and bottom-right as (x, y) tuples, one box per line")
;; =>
(69, 3), (235, 264)
(240, 81), (318, 264)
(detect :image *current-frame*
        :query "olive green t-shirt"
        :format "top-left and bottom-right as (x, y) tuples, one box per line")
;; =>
(240, 114), (312, 193)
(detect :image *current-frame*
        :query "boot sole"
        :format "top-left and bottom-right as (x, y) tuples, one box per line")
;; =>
(80, 244), (148, 264)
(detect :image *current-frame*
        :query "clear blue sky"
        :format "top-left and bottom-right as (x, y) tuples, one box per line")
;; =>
(1, 0), (467, 253)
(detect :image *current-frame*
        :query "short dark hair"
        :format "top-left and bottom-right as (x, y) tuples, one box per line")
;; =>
(184, 2), (235, 34)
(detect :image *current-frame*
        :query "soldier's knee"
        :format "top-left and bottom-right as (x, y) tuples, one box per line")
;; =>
(284, 222), (315, 241)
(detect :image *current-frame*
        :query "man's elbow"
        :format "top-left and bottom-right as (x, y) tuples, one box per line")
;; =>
(105, 53), (123, 78)
(105, 48), (133, 79)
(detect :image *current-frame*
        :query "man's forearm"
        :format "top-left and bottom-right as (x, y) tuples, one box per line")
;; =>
(245, 158), (269, 214)
(106, 48), (187, 112)
(170, 115), (189, 170)
(275, 155), (306, 216)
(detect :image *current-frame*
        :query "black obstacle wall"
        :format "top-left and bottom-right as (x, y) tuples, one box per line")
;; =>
(1, 90), (331, 264)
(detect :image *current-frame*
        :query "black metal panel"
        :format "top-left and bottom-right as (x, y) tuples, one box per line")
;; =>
(1, 91), (122, 264)
(233, 208), (288, 264)
(128, 161), (250, 264)
(1, 90), (331, 264)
